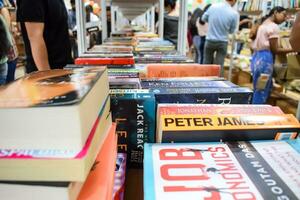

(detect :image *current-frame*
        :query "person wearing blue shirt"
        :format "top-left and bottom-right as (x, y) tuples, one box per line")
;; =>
(202, 0), (238, 77)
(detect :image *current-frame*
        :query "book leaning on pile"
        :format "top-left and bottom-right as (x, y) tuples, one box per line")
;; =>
(156, 104), (300, 143)
(144, 140), (300, 200)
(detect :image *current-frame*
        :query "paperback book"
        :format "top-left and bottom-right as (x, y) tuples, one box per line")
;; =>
(152, 87), (253, 104)
(157, 114), (300, 143)
(110, 89), (156, 168)
(144, 140), (300, 200)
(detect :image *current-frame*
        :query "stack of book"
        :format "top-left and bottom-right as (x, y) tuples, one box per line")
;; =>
(0, 67), (118, 200)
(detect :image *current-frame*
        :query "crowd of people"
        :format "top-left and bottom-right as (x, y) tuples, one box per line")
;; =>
(0, 0), (300, 105)
(185, 0), (300, 104)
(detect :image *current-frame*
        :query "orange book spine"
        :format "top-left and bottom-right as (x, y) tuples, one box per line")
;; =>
(146, 64), (220, 78)
(75, 58), (135, 65)
(77, 123), (118, 200)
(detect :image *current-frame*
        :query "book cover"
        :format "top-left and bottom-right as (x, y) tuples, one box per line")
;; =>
(152, 87), (253, 104)
(0, 67), (105, 107)
(146, 64), (220, 78)
(110, 89), (156, 168)
(141, 80), (237, 89)
(77, 123), (118, 200)
(157, 104), (284, 115)
(113, 153), (127, 200)
(144, 140), (300, 200)
(157, 114), (300, 143)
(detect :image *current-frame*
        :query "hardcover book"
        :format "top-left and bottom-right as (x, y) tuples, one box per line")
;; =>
(0, 67), (109, 151)
(144, 140), (300, 200)
(157, 114), (300, 143)
(152, 87), (253, 104)
(110, 89), (156, 168)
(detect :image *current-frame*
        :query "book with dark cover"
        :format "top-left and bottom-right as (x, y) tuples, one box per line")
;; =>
(108, 69), (139, 78)
(151, 87), (253, 104)
(110, 89), (156, 168)
(109, 78), (141, 89)
(144, 140), (300, 200)
(141, 80), (237, 89)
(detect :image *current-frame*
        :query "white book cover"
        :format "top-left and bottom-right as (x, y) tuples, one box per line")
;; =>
(144, 140), (300, 200)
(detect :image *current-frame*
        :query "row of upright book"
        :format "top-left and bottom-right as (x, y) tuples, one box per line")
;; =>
(238, 0), (300, 12)
(0, 26), (299, 200)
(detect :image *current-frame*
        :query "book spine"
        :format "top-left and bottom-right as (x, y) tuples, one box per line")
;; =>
(141, 81), (237, 89)
(154, 91), (252, 104)
(110, 95), (156, 168)
(161, 129), (299, 143)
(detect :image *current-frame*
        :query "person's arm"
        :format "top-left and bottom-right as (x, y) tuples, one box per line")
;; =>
(269, 38), (293, 55)
(0, 7), (11, 29)
(25, 22), (50, 71)
(290, 12), (300, 51)
(201, 9), (209, 24)
(229, 14), (238, 34)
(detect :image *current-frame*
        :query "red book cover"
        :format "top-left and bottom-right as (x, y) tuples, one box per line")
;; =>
(75, 57), (135, 65)
(146, 64), (220, 78)
(77, 123), (118, 200)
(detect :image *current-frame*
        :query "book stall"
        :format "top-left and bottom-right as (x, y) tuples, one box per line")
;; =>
(0, 0), (299, 200)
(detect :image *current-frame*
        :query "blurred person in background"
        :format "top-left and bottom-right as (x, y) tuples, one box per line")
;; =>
(202, 0), (238, 76)
(17, 0), (72, 73)
(164, 0), (179, 48)
(251, 7), (293, 104)
(0, 0), (18, 83)
(189, 8), (203, 63)
(237, 15), (252, 54)
(0, 14), (11, 85)
(197, 4), (211, 64)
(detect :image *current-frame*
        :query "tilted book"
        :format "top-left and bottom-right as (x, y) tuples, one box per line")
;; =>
(144, 140), (300, 200)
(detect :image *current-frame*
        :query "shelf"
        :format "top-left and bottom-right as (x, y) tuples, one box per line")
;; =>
(239, 10), (262, 16)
